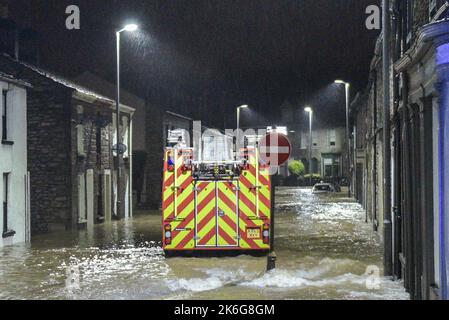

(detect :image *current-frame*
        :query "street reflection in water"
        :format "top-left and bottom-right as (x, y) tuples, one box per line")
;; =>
(0, 188), (409, 300)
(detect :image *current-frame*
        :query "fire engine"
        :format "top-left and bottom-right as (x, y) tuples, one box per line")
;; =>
(162, 144), (272, 254)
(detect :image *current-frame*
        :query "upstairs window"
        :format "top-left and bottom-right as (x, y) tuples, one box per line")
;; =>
(329, 129), (337, 147)
(2, 90), (7, 141)
(300, 133), (308, 149)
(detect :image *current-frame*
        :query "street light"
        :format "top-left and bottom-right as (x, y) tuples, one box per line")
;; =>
(335, 80), (351, 197)
(123, 24), (138, 32)
(115, 23), (138, 219)
(236, 105), (249, 160)
(304, 107), (313, 186)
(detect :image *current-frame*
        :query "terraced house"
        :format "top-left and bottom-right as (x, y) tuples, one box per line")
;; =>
(0, 54), (134, 236)
(0, 72), (30, 247)
(350, 0), (449, 300)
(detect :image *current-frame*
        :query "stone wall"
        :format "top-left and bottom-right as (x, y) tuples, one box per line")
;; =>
(350, 42), (385, 235)
(0, 55), (74, 233)
(26, 85), (73, 233)
(0, 55), (129, 233)
(69, 99), (115, 227)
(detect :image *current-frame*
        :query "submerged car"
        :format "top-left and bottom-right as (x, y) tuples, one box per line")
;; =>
(312, 182), (337, 194)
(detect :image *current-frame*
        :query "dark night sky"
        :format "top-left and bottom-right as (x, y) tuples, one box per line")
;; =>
(5, 0), (380, 128)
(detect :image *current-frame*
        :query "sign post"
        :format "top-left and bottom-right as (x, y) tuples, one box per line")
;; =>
(259, 133), (292, 271)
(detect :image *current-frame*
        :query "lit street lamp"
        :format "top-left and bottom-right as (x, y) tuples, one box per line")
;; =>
(236, 104), (248, 159)
(335, 80), (351, 197)
(304, 107), (313, 186)
(115, 23), (138, 218)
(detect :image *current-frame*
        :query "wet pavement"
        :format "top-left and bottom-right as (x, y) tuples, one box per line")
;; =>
(0, 187), (409, 300)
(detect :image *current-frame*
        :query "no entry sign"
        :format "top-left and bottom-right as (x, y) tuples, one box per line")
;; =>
(259, 133), (292, 168)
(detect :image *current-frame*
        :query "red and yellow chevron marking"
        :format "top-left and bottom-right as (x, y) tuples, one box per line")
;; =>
(162, 148), (271, 252)
(162, 149), (195, 250)
(237, 154), (271, 250)
(195, 182), (217, 246)
(217, 181), (239, 247)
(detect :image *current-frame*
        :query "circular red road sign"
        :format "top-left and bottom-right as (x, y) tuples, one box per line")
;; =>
(259, 133), (292, 167)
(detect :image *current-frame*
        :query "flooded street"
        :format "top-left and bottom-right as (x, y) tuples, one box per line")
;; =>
(0, 188), (408, 300)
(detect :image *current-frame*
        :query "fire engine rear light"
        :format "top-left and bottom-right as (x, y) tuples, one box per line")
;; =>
(164, 224), (172, 245)
(263, 224), (270, 244)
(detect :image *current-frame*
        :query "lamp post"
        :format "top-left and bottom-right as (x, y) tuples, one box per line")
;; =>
(335, 80), (351, 197)
(115, 23), (138, 218)
(304, 107), (313, 186)
(236, 105), (248, 160)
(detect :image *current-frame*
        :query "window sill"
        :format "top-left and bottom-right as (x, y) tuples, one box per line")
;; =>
(1, 140), (14, 146)
(2, 230), (16, 239)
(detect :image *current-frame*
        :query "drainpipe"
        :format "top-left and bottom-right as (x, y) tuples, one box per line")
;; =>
(373, 71), (378, 232)
(382, 0), (393, 277)
(391, 0), (401, 281)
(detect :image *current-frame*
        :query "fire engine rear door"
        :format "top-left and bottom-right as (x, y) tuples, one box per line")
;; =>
(216, 181), (239, 247)
(194, 181), (217, 247)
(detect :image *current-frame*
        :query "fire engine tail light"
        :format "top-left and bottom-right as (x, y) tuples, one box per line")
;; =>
(263, 224), (270, 244)
(164, 224), (172, 245)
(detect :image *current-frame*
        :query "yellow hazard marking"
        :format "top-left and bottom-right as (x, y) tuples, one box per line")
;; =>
(216, 182), (238, 246)
(196, 184), (216, 246)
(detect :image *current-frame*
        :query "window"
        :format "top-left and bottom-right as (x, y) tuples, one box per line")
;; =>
(3, 173), (9, 234)
(76, 105), (85, 156)
(329, 129), (336, 147)
(77, 124), (85, 156)
(300, 133), (308, 149)
(2, 90), (7, 141)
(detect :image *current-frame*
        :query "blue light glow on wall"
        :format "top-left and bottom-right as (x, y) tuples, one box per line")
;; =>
(438, 41), (449, 298)
(437, 43), (449, 66)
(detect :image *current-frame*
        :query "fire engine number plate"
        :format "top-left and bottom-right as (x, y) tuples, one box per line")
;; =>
(246, 227), (261, 239)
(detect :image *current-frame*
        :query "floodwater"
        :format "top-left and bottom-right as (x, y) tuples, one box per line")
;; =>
(0, 187), (409, 300)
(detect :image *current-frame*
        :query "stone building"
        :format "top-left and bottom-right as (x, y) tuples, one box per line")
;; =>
(280, 99), (350, 183)
(0, 72), (30, 247)
(73, 72), (146, 207)
(351, 0), (449, 300)
(0, 54), (134, 235)
(349, 92), (369, 207)
(350, 35), (385, 235)
(298, 126), (347, 179)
